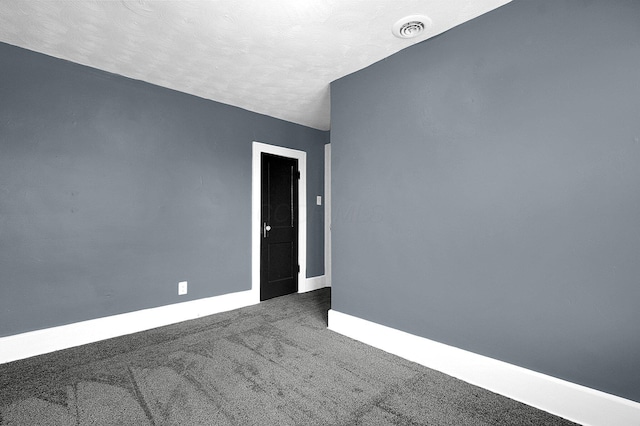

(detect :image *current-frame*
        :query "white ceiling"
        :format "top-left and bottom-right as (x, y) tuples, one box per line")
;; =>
(0, 0), (511, 130)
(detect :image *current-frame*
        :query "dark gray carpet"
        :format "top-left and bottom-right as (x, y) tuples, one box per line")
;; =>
(0, 288), (576, 425)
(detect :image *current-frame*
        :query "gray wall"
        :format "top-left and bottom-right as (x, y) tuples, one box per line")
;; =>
(331, 0), (640, 403)
(0, 42), (328, 337)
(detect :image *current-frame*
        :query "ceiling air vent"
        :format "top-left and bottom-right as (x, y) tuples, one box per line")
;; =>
(392, 15), (431, 39)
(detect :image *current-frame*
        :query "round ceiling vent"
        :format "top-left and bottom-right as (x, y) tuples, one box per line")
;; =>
(392, 15), (431, 39)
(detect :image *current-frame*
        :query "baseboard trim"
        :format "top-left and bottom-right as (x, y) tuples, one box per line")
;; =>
(0, 290), (258, 364)
(299, 275), (327, 293)
(327, 309), (640, 426)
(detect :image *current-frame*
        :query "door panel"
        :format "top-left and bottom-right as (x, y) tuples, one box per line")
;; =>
(261, 153), (298, 301)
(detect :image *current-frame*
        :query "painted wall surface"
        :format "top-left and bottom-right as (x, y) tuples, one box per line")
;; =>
(0, 42), (328, 337)
(331, 0), (640, 402)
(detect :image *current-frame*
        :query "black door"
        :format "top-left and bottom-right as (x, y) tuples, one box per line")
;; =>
(261, 153), (299, 301)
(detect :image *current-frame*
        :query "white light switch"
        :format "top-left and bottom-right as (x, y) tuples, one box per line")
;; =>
(178, 281), (188, 295)
(317, 196), (322, 206)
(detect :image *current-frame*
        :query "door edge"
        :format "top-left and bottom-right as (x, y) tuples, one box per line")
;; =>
(324, 143), (331, 288)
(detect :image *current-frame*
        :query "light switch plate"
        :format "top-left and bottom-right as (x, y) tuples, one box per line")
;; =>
(317, 196), (322, 206)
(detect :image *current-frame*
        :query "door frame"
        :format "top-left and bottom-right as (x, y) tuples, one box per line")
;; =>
(252, 141), (307, 303)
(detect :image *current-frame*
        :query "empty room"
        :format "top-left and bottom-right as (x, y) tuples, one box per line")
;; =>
(1, 0), (639, 425)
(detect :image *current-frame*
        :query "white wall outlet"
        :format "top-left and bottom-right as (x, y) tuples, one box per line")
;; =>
(317, 195), (322, 206)
(178, 281), (188, 295)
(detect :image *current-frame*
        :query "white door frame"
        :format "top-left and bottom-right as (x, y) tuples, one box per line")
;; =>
(251, 141), (307, 303)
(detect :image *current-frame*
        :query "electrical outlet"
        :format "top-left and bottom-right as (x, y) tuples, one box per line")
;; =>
(178, 281), (188, 295)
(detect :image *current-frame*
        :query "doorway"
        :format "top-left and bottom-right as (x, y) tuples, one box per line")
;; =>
(260, 153), (299, 300)
(251, 142), (307, 303)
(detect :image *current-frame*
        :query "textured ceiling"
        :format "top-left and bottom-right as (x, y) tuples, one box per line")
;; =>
(0, 0), (511, 130)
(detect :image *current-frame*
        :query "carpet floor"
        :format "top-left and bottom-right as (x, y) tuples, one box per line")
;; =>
(0, 288), (577, 425)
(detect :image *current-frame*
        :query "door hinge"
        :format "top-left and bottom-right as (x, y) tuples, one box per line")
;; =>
(297, 170), (300, 180)
(298, 265), (300, 273)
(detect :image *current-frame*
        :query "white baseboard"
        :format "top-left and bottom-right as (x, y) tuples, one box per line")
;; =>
(299, 275), (327, 293)
(0, 290), (258, 364)
(328, 309), (640, 426)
